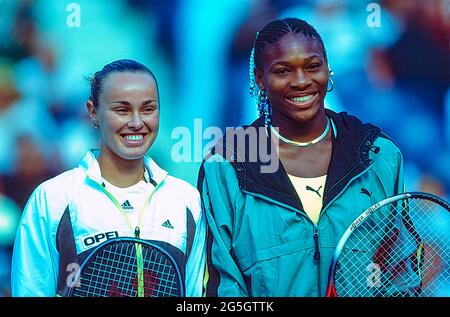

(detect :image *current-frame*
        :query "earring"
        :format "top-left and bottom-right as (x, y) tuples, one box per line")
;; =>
(327, 77), (335, 92)
(328, 65), (334, 76)
(257, 89), (272, 126)
(327, 67), (335, 92)
(93, 122), (99, 130)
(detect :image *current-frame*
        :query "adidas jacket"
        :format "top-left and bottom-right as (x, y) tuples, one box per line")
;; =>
(199, 110), (406, 296)
(12, 150), (206, 297)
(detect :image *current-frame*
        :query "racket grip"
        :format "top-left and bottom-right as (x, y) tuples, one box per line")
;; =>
(325, 284), (337, 297)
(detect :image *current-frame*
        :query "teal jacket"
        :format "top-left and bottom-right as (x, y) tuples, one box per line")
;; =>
(198, 110), (404, 297)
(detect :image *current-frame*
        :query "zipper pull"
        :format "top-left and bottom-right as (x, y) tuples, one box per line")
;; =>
(134, 226), (140, 239)
(313, 226), (320, 262)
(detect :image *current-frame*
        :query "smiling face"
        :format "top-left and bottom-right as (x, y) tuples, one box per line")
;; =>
(87, 71), (159, 162)
(255, 33), (329, 125)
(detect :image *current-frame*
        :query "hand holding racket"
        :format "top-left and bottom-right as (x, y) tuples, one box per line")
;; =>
(65, 237), (184, 297)
(326, 192), (450, 297)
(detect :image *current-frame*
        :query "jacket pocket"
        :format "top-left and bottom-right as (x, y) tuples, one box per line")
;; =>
(238, 238), (315, 296)
(241, 256), (278, 296)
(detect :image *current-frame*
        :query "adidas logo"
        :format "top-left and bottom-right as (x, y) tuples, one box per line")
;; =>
(121, 200), (133, 211)
(161, 219), (174, 229)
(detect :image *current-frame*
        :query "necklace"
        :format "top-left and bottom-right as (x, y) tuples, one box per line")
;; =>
(270, 117), (331, 147)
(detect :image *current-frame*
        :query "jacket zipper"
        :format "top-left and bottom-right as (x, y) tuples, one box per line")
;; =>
(88, 176), (164, 296)
(312, 163), (373, 296)
(313, 225), (321, 297)
(87, 175), (164, 238)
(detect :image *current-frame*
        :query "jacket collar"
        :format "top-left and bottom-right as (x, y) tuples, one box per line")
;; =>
(209, 109), (381, 212)
(79, 150), (168, 186)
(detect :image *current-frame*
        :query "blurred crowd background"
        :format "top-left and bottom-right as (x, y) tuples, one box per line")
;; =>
(0, 0), (449, 296)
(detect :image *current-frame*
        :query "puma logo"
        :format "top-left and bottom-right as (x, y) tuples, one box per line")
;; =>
(361, 188), (372, 197)
(306, 185), (322, 198)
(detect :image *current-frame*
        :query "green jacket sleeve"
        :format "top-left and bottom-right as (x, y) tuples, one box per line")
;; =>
(199, 158), (249, 297)
(372, 136), (405, 196)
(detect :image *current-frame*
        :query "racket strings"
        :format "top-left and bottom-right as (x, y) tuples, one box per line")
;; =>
(335, 198), (449, 297)
(141, 248), (181, 296)
(411, 200), (449, 296)
(81, 244), (141, 296)
(71, 241), (182, 297)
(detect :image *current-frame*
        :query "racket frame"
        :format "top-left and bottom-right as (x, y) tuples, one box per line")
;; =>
(325, 191), (450, 297)
(65, 237), (184, 297)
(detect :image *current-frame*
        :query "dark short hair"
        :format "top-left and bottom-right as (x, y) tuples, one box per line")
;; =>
(89, 59), (157, 108)
(253, 18), (327, 70)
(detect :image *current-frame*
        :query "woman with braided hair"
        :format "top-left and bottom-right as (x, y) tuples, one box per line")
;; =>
(198, 18), (405, 296)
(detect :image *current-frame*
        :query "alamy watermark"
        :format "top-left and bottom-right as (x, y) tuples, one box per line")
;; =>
(170, 119), (280, 173)
(366, 2), (382, 28)
(66, 2), (81, 28)
(367, 262), (381, 288)
(66, 263), (81, 288)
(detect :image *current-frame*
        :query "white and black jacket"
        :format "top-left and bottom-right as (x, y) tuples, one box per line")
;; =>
(11, 150), (206, 297)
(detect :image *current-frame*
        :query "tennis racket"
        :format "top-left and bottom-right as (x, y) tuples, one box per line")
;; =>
(65, 237), (184, 297)
(326, 191), (450, 297)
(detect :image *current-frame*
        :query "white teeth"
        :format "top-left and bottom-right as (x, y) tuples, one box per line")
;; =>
(124, 135), (143, 141)
(290, 94), (315, 103)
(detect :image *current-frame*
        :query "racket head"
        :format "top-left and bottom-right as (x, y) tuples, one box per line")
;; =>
(326, 192), (450, 297)
(65, 237), (184, 297)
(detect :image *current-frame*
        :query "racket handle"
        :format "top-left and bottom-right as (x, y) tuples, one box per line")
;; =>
(325, 284), (337, 297)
